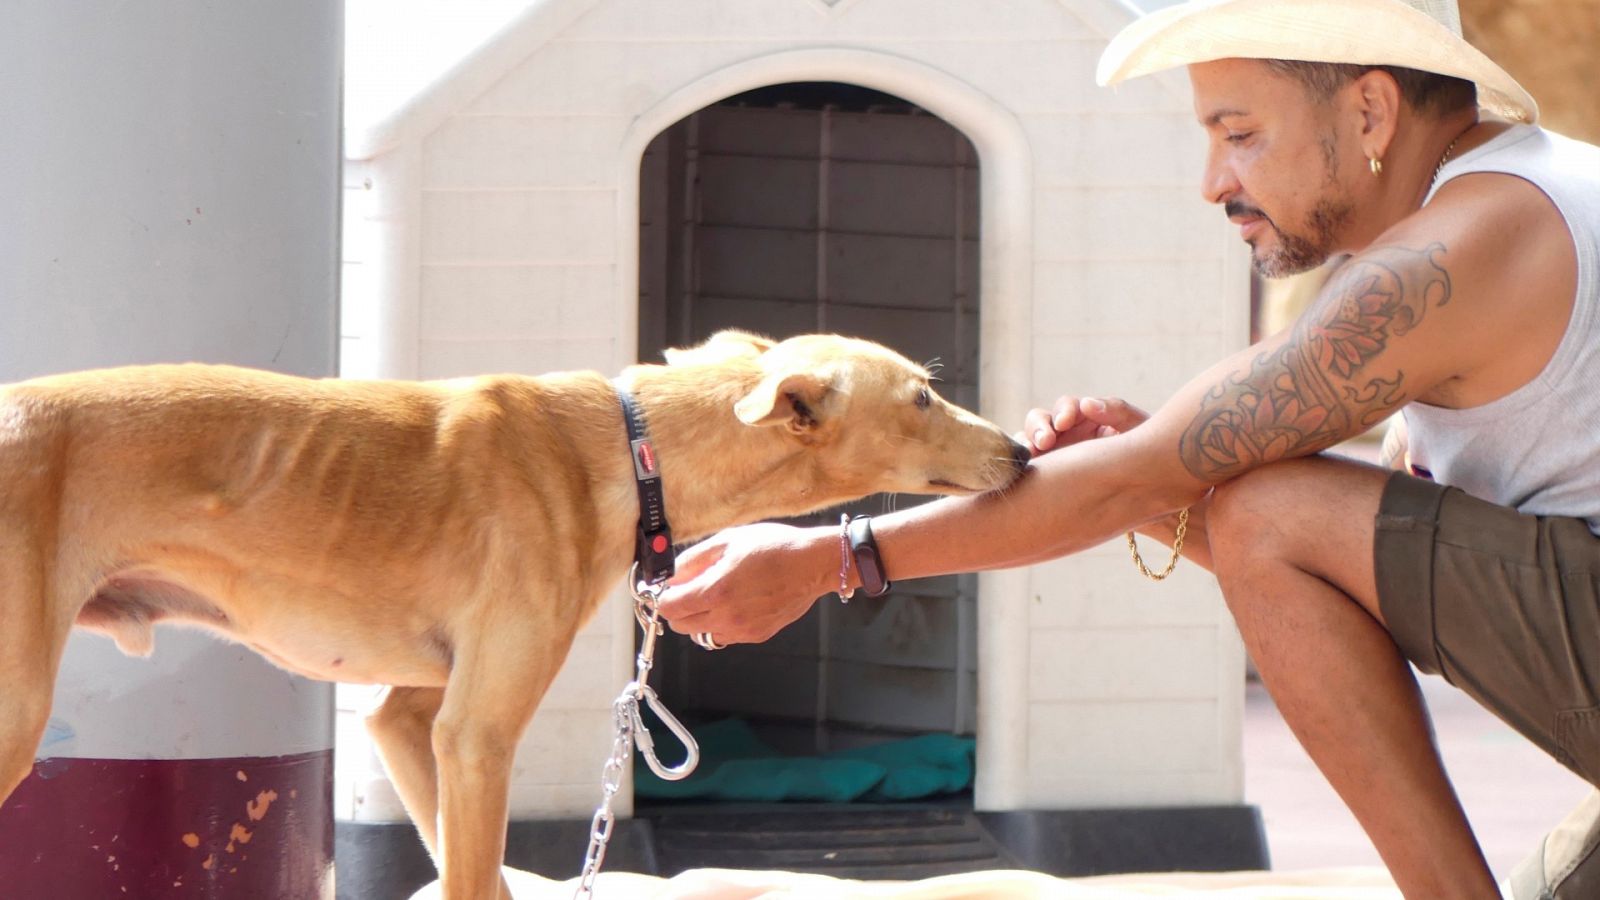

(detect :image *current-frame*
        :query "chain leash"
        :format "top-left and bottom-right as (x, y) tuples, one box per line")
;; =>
(574, 565), (700, 899)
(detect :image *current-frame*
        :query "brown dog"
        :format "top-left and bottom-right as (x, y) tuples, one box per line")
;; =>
(0, 329), (1028, 899)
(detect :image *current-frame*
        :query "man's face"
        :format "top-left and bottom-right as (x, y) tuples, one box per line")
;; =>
(1189, 59), (1358, 277)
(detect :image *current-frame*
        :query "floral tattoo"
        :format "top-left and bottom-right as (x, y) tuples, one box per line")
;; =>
(1180, 243), (1451, 479)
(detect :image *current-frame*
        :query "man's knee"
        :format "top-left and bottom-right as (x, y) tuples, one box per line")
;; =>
(1211, 457), (1386, 553)
(1207, 463), (1309, 559)
(1209, 458), (1391, 622)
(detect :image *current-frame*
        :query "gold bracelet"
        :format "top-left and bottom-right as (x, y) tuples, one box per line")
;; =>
(1126, 507), (1189, 581)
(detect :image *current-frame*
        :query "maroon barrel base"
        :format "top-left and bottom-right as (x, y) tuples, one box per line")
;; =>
(0, 752), (332, 899)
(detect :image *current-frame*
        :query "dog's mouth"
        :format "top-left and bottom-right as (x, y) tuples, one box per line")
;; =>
(927, 478), (978, 492)
(926, 440), (1032, 494)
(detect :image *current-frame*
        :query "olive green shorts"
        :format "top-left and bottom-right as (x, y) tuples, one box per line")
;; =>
(1375, 471), (1600, 785)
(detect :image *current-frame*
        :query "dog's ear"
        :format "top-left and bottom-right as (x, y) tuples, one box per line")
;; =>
(664, 329), (776, 366)
(734, 371), (832, 430)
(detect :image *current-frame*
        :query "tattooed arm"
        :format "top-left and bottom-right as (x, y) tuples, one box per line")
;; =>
(1114, 245), (1450, 575)
(1180, 244), (1449, 479)
(661, 241), (1474, 639)
(867, 242), (1461, 573)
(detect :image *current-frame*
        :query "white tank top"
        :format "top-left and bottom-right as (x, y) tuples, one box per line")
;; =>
(1403, 125), (1600, 534)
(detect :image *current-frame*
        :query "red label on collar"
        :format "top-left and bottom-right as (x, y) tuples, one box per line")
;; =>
(633, 439), (658, 478)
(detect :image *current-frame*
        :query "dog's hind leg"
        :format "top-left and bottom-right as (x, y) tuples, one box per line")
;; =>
(431, 613), (577, 900)
(365, 686), (447, 854)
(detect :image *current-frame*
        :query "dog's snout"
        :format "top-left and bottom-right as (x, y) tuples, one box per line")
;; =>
(1008, 438), (1031, 471)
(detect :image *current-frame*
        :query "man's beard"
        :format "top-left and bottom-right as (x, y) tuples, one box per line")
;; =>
(1251, 198), (1352, 278)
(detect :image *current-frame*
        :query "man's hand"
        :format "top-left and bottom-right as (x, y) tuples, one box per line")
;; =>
(657, 522), (835, 647)
(1019, 396), (1150, 455)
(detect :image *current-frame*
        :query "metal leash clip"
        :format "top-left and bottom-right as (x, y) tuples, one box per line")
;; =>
(625, 568), (700, 780)
(629, 682), (698, 780)
(574, 564), (700, 898)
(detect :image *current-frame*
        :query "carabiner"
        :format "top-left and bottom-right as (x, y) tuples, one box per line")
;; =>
(630, 683), (700, 781)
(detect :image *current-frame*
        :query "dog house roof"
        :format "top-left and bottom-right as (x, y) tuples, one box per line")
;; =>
(344, 0), (1167, 160)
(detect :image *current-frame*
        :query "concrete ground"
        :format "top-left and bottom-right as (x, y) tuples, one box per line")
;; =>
(1245, 672), (1592, 880)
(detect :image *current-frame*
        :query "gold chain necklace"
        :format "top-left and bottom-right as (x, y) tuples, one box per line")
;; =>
(1433, 133), (1464, 184)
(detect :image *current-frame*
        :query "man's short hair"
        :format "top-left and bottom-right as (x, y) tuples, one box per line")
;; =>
(1263, 60), (1477, 118)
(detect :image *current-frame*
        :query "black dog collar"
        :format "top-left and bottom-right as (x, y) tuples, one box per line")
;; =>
(615, 384), (675, 586)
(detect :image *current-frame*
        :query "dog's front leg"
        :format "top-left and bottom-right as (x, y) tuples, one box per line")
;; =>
(432, 619), (573, 900)
(369, 687), (517, 898)
(0, 577), (74, 806)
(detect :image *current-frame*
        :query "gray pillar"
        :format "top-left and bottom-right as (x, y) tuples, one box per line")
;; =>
(0, 2), (341, 897)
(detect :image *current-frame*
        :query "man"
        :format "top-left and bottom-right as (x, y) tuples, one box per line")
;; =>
(657, 1), (1600, 897)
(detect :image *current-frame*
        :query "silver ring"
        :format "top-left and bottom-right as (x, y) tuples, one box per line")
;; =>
(692, 632), (725, 651)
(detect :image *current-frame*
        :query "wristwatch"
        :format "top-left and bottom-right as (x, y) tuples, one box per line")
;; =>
(846, 515), (892, 598)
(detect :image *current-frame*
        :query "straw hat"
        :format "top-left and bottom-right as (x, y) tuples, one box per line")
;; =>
(1096, 0), (1538, 123)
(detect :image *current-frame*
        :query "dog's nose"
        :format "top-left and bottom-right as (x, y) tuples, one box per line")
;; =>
(1008, 438), (1032, 470)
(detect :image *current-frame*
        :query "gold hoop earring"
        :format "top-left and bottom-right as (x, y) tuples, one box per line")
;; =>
(1369, 156), (1383, 177)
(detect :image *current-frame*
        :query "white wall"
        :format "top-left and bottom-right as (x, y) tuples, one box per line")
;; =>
(343, 0), (1250, 819)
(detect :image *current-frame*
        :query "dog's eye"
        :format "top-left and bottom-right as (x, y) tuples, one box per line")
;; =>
(915, 387), (931, 409)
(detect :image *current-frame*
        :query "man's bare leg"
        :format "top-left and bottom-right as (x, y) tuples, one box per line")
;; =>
(1206, 456), (1498, 899)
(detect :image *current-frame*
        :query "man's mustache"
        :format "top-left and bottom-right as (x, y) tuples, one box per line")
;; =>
(1225, 200), (1269, 222)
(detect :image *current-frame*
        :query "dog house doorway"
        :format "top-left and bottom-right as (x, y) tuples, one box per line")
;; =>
(637, 81), (984, 804)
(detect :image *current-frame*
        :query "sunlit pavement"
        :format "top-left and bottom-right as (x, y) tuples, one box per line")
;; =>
(1245, 673), (1591, 879)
